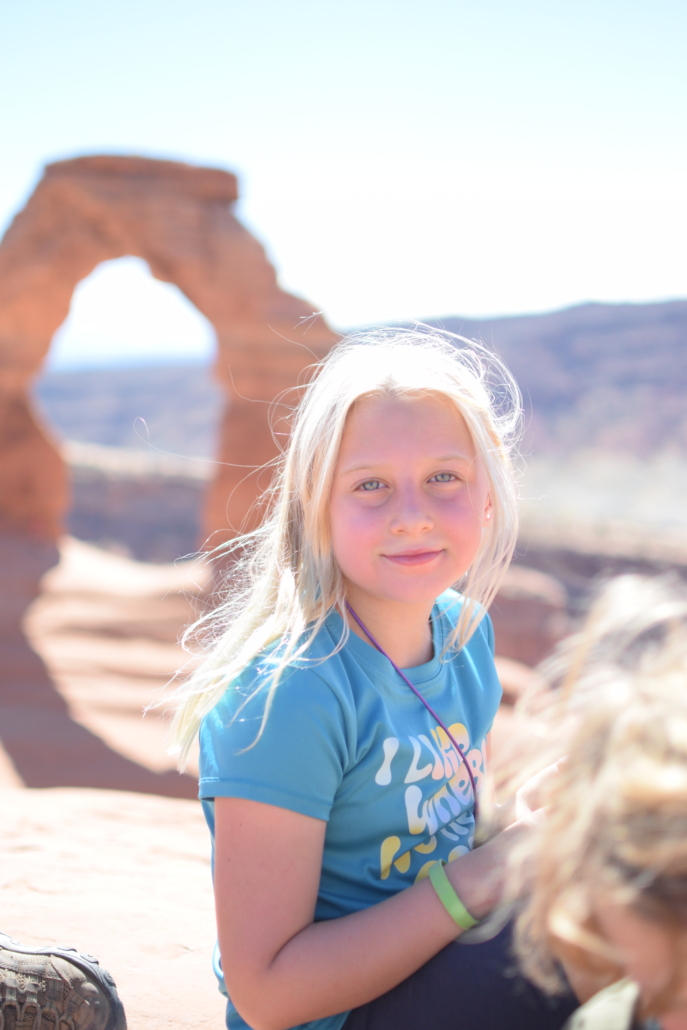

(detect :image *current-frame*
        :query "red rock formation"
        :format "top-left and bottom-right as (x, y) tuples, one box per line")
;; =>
(0, 154), (338, 544)
(489, 564), (569, 667)
(0, 155), (337, 792)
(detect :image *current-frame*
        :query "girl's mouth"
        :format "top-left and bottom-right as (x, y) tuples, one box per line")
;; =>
(383, 550), (443, 566)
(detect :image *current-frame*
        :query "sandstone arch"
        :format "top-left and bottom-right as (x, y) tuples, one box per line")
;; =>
(0, 154), (338, 792)
(0, 154), (338, 543)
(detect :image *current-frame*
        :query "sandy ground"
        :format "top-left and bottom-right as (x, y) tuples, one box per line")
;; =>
(0, 540), (227, 1027)
(0, 787), (226, 1029)
(19, 537), (210, 785)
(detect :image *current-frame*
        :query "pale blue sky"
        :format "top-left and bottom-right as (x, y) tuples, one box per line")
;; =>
(1, 0), (685, 367)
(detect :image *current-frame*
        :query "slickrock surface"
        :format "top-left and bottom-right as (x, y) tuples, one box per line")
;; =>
(3, 537), (206, 792)
(0, 787), (226, 1030)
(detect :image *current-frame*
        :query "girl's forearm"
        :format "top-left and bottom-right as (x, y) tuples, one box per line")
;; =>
(223, 826), (516, 1030)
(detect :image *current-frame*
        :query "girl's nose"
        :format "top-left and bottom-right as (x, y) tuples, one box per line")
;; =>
(388, 490), (433, 534)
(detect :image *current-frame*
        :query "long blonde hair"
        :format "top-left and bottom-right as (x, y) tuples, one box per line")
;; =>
(172, 327), (522, 765)
(512, 575), (687, 1011)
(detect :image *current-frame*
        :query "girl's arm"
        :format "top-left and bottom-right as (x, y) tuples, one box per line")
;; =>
(214, 796), (521, 1030)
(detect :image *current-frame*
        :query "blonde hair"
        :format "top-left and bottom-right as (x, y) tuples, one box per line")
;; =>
(172, 327), (522, 765)
(512, 575), (687, 1014)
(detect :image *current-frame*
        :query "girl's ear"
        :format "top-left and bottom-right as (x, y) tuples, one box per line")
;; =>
(482, 495), (493, 527)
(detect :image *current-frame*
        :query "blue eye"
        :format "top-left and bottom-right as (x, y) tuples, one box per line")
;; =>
(358, 479), (382, 491)
(430, 472), (457, 483)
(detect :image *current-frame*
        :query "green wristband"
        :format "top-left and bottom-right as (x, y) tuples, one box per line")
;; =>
(428, 860), (478, 931)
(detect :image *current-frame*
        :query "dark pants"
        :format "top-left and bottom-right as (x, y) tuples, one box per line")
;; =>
(342, 922), (578, 1030)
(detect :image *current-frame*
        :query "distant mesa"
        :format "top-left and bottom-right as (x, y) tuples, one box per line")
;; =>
(433, 300), (687, 457)
(33, 296), (687, 575)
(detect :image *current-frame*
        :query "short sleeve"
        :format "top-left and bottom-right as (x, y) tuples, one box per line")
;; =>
(198, 664), (351, 822)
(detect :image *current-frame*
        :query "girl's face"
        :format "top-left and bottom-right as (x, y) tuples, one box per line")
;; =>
(330, 392), (492, 610)
(596, 901), (687, 1028)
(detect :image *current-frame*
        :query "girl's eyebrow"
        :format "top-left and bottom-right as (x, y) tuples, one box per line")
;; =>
(434, 453), (474, 463)
(339, 453), (474, 475)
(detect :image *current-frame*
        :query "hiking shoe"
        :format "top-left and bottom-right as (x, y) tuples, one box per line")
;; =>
(0, 932), (126, 1030)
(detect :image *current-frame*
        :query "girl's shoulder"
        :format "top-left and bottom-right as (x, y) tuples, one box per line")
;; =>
(435, 588), (472, 627)
(207, 615), (352, 725)
(199, 619), (362, 812)
(434, 588), (495, 656)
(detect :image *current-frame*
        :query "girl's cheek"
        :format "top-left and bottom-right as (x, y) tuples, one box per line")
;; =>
(349, 515), (385, 561)
(447, 486), (488, 518)
(331, 503), (381, 569)
(445, 503), (486, 543)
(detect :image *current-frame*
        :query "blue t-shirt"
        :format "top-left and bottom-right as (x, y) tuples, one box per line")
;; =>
(199, 591), (501, 1030)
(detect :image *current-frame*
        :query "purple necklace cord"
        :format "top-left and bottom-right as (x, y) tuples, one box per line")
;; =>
(344, 601), (479, 822)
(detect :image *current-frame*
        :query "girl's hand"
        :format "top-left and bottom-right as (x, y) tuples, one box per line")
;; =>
(213, 797), (527, 1030)
(445, 818), (531, 921)
(515, 760), (564, 823)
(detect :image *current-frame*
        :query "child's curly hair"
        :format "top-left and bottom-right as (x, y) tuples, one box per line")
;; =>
(511, 575), (687, 1017)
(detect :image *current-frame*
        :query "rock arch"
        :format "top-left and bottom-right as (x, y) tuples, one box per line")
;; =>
(0, 154), (338, 793)
(0, 154), (338, 544)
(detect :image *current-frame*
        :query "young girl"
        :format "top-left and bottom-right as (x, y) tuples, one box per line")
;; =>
(512, 576), (687, 1030)
(173, 329), (578, 1030)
